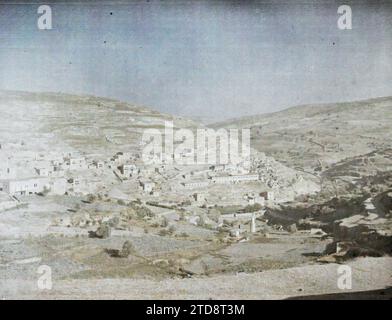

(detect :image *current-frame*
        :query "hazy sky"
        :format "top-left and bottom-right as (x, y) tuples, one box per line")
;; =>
(0, 0), (391, 123)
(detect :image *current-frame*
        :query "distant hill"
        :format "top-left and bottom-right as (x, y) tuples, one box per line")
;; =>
(211, 97), (392, 173)
(0, 90), (201, 157)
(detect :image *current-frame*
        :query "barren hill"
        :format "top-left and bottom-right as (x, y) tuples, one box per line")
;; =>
(0, 90), (200, 157)
(211, 97), (392, 174)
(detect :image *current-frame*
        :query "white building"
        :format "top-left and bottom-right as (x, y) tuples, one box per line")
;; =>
(151, 190), (160, 197)
(210, 165), (225, 172)
(67, 157), (87, 171)
(140, 180), (155, 193)
(90, 160), (104, 170)
(48, 178), (67, 195)
(0, 167), (16, 179)
(1, 177), (50, 196)
(139, 167), (155, 177)
(246, 194), (265, 206)
(250, 213), (256, 233)
(112, 152), (132, 165)
(35, 166), (53, 177)
(1, 177), (67, 196)
(193, 192), (206, 204)
(119, 164), (139, 178)
(68, 177), (102, 195)
(260, 191), (274, 201)
(155, 165), (166, 174)
(211, 174), (259, 184)
(183, 180), (210, 189)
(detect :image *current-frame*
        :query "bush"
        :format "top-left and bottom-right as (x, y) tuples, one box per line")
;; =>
(106, 240), (135, 258)
(208, 208), (221, 223)
(168, 225), (176, 234)
(135, 205), (155, 218)
(243, 203), (262, 212)
(159, 229), (170, 236)
(89, 223), (111, 239)
(108, 216), (120, 228)
(87, 194), (96, 203)
(121, 240), (135, 256)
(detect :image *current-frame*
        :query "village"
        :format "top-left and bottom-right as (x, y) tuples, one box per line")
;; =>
(0, 92), (390, 299)
(0, 129), (332, 268)
(0, 138), (286, 237)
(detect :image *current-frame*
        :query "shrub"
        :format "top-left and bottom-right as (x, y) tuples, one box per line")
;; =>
(159, 229), (170, 236)
(117, 199), (126, 206)
(135, 206), (155, 218)
(243, 203), (262, 212)
(168, 225), (176, 234)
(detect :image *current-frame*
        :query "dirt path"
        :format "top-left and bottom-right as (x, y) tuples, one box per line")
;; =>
(1, 257), (391, 299)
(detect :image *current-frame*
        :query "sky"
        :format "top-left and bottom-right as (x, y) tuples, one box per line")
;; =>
(0, 0), (391, 123)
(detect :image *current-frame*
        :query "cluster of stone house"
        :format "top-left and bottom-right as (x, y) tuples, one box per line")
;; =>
(0, 152), (98, 196)
(0, 177), (67, 196)
(0, 149), (151, 197)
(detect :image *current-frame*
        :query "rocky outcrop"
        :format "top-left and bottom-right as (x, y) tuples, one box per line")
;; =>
(89, 223), (111, 239)
(332, 213), (392, 255)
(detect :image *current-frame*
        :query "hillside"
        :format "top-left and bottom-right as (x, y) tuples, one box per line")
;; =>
(0, 90), (200, 157)
(211, 97), (392, 174)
